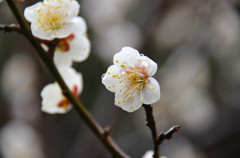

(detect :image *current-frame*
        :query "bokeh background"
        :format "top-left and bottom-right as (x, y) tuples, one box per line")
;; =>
(1, 0), (240, 157)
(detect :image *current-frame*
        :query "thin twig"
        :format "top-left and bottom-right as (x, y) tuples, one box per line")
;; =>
(0, 24), (22, 33)
(6, 0), (130, 157)
(158, 125), (181, 144)
(143, 104), (159, 158)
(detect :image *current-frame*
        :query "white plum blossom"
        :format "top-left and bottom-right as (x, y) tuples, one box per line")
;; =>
(142, 150), (167, 158)
(41, 17), (90, 67)
(0, 121), (44, 158)
(24, 0), (80, 40)
(41, 67), (83, 114)
(102, 47), (160, 112)
(142, 150), (154, 158)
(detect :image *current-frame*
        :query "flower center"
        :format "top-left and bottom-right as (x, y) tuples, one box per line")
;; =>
(125, 66), (149, 91)
(58, 84), (78, 109)
(35, 0), (67, 32)
(115, 66), (149, 107)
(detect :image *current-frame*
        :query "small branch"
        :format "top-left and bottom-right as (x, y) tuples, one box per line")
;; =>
(158, 125), (181, 144)
(143, 104), (181, 158)
(0, 24), (22, 33)
(143, 104), (159, 158)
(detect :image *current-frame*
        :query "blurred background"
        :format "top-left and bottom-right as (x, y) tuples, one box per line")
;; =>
(1, 0), (240, 157)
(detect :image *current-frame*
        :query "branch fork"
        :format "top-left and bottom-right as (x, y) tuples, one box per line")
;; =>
(143, 104), (180, 158)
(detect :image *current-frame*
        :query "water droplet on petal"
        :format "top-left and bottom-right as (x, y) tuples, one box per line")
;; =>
(101, 73), (106, 79)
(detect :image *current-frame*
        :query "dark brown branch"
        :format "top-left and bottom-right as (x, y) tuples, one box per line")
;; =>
(6, 0), (130, 157)
(143, 104), (181, 158)
(0, 24), (22, 33)
(39, 39), (60, 58)
(143, 104), (159, 158)
(47, 39), (60, 57)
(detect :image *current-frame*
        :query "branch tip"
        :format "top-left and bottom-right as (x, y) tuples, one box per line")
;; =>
(0, 24), (22, 33)
(158, 125), (181, 143)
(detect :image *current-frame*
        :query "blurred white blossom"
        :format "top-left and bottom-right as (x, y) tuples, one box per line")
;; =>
(24, 0), (80, 40)
(142, 150), (153, 158)
(95, 22), (142, 63)
(162, 136), (206, 158)
(1, 53), (39, 121)
(0, 121), (44, 158)
(155, 48), (216, 133)
(102, 47), (160, 112)
(41, 67), (83, 114)
(83, 0), (138, 31)
(210, 1), (240, 58)
(83, 0), (142, 63)
(154, 4), (196, 48)
(142, 150), (167, 158)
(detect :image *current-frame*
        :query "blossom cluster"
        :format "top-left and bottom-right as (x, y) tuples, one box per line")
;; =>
(23, 0), (160, 114)
(24, 0), (90, 114)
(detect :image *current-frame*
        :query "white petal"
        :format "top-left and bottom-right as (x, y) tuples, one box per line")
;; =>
(54, 52), (72, 68)
(58, 67), (83, 94)
(102, 65), (121, 92)
(71, 17), (87, 35)
(52, 23), (73, 39)
(41, 83), (72, 114)
(68, 36), (90, 62)
(142, 150), (154, 158)
(65, 0), (80, 21)
(142, 77), (160, 104)
(140, 56), (158, 76)
(30, 23), (51, 40)
(30, 23), (72, 40)
(115, 91), (142, 112)
(113, 47), (141, 67)
(24, 2), (42, 22)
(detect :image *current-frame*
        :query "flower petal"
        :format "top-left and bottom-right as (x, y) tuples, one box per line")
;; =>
(41, 83), (72, 114)
(115, 91), (142, 112)
(30, 22), (72, 40)
(113, 46), (141, 68)
(59, 67), (83, 94)
(71, 17), (87, 35)
(24, 2), (42, 22)
(102, 65), (121, 92)
(68, 36), (91, 62)
(142, 77), (160, 104)
(54, 52), (72, 68)
(140, 56), (158, 76)
(65, 0), (80, 21)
